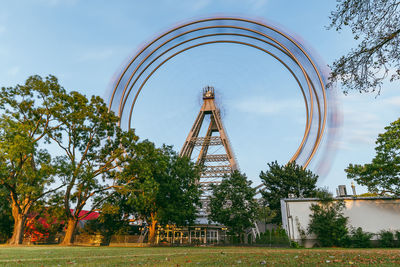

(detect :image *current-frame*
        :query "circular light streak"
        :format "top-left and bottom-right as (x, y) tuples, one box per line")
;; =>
(108, 17), (336, 168)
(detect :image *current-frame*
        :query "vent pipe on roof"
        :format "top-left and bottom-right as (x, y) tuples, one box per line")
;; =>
(337, 185), (347, 197)
(351, 182), (356, 196)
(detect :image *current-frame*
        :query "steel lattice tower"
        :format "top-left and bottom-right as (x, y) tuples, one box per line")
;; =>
(180, 86), (238, 190)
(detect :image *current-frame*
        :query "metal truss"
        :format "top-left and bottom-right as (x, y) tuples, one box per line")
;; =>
(190, 136), (223, 146)
(180, 87), (238, 188)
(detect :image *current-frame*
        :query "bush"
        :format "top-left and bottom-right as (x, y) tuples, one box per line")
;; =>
(396, 231), (400, 247)
(379, 230), (395, 247)
(346, 227), (373, 248)
(0, 187), (13, 243)
(255, 228), (290, 246)
(307, 200), (349, 247)
(290, 241), (302, 248)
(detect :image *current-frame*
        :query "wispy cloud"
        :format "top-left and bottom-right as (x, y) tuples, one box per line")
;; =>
(36, 0), (79, 6)
(249, 0), (269, 10)
(6, 66), (20, 76)
(191, 0), (212, 11)
(174, 0), (268, 13)
(0, 25), (6, 34)
(382, 95), (400, 106)
(79, 48), (114, 62)
(232, 96), (303, 115)
(338, 95), (386, 148)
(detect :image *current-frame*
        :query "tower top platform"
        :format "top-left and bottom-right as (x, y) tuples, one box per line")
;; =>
(202, 86), (215, 99)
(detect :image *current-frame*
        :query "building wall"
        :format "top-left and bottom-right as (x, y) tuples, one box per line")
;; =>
(281, 198), (400, 247)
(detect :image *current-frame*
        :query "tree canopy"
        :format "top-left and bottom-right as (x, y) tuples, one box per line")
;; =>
(0, 74), (204, 245)
(81, 194), (131, 244)
(346, 118), (400, 196)
(123, 141), (201, 243)
(48, 90), (139, 245)
(0, 186), (13, 243)
(260, 161), (319, 224)
(0, 75), (64, 244)
(329, 0), (400, 94)
(209, 171), (258, 242)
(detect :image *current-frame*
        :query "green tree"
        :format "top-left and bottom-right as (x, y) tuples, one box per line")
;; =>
(209, 171), (258, 243)
(329, 0), (400, 94)
(49, 90), (138, 245)
(256, 204), (276, 225)
(307, 199), (349, 247)
(0, 186), (13, 243)
(0, 75), (64, 244)
(82, 194), (130, 245)
(25, 195), (66, 244)
(260, 161), (319, 224)
(123, 141), (201, 243)
(346, 118), (400, 196)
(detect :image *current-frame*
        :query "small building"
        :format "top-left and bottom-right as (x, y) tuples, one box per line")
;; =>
(156, 224), (228, 245)
(281, 197), (400, 247)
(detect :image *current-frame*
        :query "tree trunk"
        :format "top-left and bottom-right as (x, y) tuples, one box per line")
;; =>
(61, 218), (78, 245)
(9, 201), (26, 245)
(9, 214), (25, 245)
(148, 214), (157, 244)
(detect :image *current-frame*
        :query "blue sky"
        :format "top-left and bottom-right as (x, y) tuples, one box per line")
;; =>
(1, 0), (400, 195)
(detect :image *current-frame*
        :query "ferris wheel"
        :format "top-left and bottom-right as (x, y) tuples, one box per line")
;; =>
(108, 17), (339, 169)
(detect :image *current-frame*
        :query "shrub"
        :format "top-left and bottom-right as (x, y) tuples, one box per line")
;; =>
(396, 231), (400, 247)
(0, 191), (13, 243)
(347, 227), (373, 248)
(307, 200), (349, 247)
(290, 241), (301, 248)
(379, 230), (395, 247)
(255, 228), (290, 246)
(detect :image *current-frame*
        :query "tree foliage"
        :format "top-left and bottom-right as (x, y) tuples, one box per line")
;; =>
(48, 90), (138, 245)
(346, 118), (400, 196)
(378, 230), (396, 247)
(307, 200), (349, 247)
(329, 0), (400, 94)
(260, 161), (319, 224)
(123, 141), (201, 243)
(0, 74), (204, 245)
(0, 186), (13, 243)
(209, 171), (258, 242)
(256, 204), (276, 224)
(24, 195), (66, 244)
(0, 75), (64, 244)
(347, 227), (373, 248)
(82, 194), (131, 244)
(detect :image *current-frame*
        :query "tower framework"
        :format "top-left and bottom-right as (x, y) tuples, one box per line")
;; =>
(180, 86), (238, 190)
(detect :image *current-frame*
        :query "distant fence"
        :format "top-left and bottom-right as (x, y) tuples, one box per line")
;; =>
(73, 234), (150, 246)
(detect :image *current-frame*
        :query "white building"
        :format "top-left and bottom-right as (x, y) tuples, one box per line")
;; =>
(281, 197), (400, 247)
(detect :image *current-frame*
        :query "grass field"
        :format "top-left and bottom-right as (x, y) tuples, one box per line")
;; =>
(0, 246), (400, 266)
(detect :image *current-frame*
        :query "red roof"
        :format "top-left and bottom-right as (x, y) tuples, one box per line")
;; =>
(72, 209), (99, 221)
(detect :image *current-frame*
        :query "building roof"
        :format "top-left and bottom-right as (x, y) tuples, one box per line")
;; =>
(281, 196), (400, 202)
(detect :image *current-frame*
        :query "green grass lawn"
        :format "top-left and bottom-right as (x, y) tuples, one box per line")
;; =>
(0, 246), (399, 266)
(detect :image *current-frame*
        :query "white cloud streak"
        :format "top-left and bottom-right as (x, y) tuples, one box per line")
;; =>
(6, 66), (20, 76)
(248, 0), (269, 10)
(79, 48), (114, 62)
(191, 0), (212, 11)
(36, 0), (79, 6)
(232, 96), (303, 115)
(337, 94), (389, 149)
